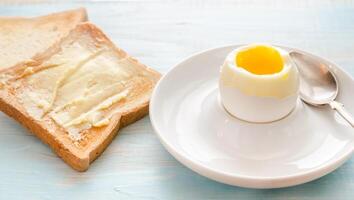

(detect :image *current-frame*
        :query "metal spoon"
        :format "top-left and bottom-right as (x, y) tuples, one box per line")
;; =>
(290, 51), (354, 127)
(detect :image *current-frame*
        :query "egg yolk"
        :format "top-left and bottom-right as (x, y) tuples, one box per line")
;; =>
(236, 45), (284, 75)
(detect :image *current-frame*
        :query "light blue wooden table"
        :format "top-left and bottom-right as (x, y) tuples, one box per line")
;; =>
(0, 1), (353, 199)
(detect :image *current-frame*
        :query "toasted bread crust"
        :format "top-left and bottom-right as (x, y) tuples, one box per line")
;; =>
(0, 22), (160, 171)
(0, 85), (88, 170)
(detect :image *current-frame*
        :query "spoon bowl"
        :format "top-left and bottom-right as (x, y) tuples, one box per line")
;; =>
(290, 51), (354, 127)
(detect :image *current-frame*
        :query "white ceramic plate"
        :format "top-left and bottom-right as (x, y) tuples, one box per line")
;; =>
(150, 45), (354, 188)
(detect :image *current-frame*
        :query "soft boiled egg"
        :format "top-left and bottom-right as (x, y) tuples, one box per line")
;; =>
(219, 44), (299, 123)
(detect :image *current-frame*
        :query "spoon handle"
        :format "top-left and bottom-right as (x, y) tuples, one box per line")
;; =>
(329, 101), (354, 127)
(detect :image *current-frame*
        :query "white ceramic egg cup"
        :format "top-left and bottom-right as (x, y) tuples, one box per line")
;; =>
(150, 45), (354, 189)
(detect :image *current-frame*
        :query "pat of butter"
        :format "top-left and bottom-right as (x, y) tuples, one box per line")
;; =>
(0, 73), (13, 89)
(22, 67), (34, 76)
(0, 80), (5, 89)
(98, 90), (129, 110)
(93, 118), (110, 127)
(14, 41), (136, 140)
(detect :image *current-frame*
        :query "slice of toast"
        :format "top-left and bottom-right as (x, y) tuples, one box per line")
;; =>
(0, 22), (160, 171)
(0, 8), (87, 70)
